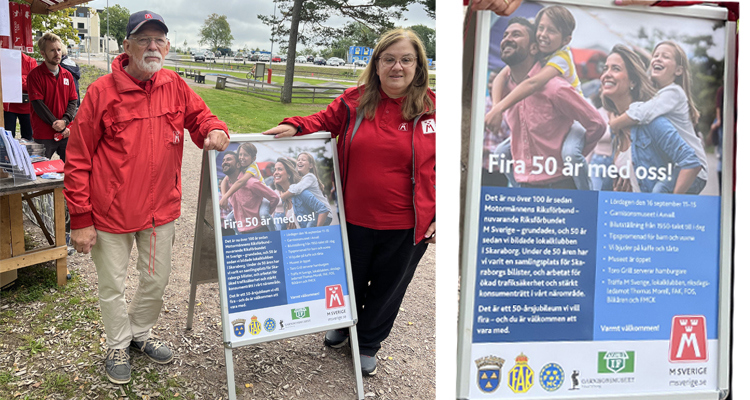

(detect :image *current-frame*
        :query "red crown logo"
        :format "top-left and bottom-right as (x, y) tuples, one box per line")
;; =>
(515, 353), (529, 364)
(251, 316), (258, 322)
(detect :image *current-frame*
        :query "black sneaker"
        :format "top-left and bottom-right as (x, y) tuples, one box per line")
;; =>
(130, 338), (174, 364)
(323, 329), (349, 348)
(105, 348), (131, 384)
(360, 354), (377, 376)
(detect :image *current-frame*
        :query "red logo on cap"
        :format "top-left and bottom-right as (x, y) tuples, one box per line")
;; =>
(145, 13), (152, 19)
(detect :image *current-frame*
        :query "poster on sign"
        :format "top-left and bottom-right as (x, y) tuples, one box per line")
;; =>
(457, 1), (735, 399)
(208, 133), (355, 347)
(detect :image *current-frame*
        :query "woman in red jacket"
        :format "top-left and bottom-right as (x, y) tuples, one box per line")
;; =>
(264, 28), (436, 376)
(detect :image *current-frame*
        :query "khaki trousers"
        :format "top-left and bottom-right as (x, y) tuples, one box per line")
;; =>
(91, 221), (175, 349)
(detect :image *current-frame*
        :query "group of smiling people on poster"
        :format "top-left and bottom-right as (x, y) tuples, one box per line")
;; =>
(218, 146), (334, 234)
(484, 4), (712, 195)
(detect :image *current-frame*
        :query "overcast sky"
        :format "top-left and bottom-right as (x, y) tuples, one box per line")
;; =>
(86, 0), (435, 53)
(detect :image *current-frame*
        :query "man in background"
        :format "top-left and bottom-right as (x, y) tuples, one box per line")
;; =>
(27, 32), (78, 161)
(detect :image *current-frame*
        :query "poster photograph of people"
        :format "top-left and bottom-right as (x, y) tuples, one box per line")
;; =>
(481, 1), (726, 196)
(215, 137), (339, 236)
(460, 2), (733, 398)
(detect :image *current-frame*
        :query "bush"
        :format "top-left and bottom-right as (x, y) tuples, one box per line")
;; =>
(78, 64), (107, 98)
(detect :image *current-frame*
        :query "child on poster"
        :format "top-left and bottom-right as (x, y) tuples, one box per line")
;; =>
(486, 5), (591, 189)
(277, 152), (333, 221)
(219, 143), (274, 227)
(607, 40), (709, 194)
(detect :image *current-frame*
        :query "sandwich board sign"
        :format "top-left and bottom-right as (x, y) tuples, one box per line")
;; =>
(457, 2), (735, 399)
(189, 132), (364, 400)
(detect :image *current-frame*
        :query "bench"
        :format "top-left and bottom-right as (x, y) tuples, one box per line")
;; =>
(175, 67), (184, 76)
(194, 72), (205, 84)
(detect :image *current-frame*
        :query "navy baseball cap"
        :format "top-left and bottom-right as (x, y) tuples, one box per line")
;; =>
(126, 10), (168, 38)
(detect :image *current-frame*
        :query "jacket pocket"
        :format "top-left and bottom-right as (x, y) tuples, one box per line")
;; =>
(164, 110), (185, 148)
(101, 181), (121, 218)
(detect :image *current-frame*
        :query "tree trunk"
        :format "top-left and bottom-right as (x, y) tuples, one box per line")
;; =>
(281, 0), (303, 104)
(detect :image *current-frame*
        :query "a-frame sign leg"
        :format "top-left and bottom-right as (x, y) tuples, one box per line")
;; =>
(349, 326), (365, 400)
(187, 151), (213, 330)
(224, 345), (237, 400)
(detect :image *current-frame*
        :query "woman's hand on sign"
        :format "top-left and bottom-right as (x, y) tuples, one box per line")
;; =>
(262, 124), (297, 138)
(425, 222), (436, 244)
(471, 0), (523, 15)
(614, 0), (657, 6)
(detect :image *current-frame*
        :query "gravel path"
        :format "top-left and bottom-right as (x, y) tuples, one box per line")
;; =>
(4, 92), (436, 399)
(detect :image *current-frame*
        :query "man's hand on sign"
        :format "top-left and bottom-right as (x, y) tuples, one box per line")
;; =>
(71, 226), (97, 254)
(204, 130), (230, 151)
(262, 124), (297, 139)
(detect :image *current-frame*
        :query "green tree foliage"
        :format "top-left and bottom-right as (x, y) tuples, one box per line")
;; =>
(31, 8), (79, 52)
(259, 0), (432, 48)
(409, 24), (435, 59)
(98, 4), (129, 50)
(199, 13), (234, 52)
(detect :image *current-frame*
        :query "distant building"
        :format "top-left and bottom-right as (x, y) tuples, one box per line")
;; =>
(68, 7), (118, 54)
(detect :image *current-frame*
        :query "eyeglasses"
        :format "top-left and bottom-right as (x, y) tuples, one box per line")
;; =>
(131, 36), (168, 48)
(378, 56), (416, 67)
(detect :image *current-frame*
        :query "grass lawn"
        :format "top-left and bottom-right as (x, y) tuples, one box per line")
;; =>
(191, 85), (327, 133)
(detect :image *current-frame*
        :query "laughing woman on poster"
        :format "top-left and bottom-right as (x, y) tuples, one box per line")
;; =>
(272, 157), (331, 228)
(263, 28), (436, 376)
(601, 45), (701, 194)
(607, 41), (708, 194)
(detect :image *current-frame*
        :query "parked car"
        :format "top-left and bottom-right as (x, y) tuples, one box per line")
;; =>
(249, 53), (260, 61)
(313, 56), (326, 65)
(326, 57), (345, 66)
(271, 56), (281, 62)
(307, 55), (315, 63)
(234, 54), (244, 61)
(295, 55), (306, 63)
(353, 59), (367, 67)
(259, 54), (270, 62)
(279, 54), (287, 62)
(204, 52), (215, 61)
(194, 53), (205, 62)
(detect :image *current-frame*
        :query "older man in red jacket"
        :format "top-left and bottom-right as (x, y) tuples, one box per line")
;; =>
(64, 10), (229, 385)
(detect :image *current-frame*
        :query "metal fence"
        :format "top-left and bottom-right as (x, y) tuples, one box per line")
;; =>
(217, 75), (348, 103)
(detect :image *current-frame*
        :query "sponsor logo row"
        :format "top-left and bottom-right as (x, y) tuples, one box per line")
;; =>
(231, 284), (348, 338)
(475, 351), (636, 394)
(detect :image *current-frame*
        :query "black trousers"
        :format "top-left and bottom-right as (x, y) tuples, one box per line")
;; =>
(345, 222), (429, 356)
(35, 138), (68, 162)
(4, 111), (32, 141)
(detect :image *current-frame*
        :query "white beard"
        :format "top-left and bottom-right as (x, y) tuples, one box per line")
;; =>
(134, 51), (163, 74)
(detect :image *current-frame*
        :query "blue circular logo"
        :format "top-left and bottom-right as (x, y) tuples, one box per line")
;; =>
(539, 363), (564, 391)
(264, 318), (276, 332)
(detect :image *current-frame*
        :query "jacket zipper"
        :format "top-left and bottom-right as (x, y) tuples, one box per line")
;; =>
(147, 91), (154, 223)
(411, 112), (426, 245)
(340, 98), (351, 191)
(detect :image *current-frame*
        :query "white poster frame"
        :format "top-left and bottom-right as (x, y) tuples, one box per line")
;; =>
(457, 2), (735, 399)
(205, 132), (364, 400)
